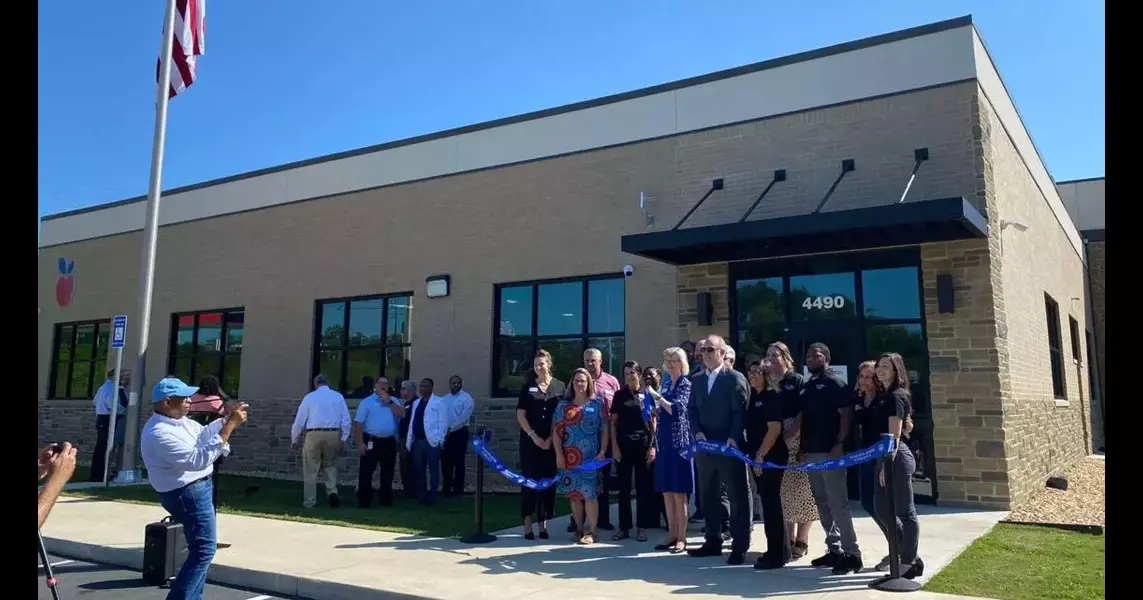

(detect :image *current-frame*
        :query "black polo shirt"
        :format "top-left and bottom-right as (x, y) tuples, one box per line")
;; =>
(857, 388), (910, 447)
(799, 369), (851, 454)
(610, 387), (649, 442)
(776, 371), (805, 420)
(398, 398), (415, 439)
(516, 378), (566, 442)
(745, 387), (788, 464)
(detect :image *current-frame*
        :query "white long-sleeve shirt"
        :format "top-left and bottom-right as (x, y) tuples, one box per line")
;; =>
(442, 389), (474, 432)
(140, 413), (230, 493)
(92, 379), (126, 416)
(291, 385), (352, 444)
(405, 394), (449, 450)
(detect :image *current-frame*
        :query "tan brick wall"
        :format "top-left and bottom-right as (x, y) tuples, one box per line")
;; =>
(976, 88), (1091, 508)
(921, 238), (1010, 509)
(677, 263), (730, 345)
(39, 82), (980, 486)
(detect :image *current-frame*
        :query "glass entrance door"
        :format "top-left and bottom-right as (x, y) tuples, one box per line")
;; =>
(786, 322), (863, 501)
(730, 248), (936, 503)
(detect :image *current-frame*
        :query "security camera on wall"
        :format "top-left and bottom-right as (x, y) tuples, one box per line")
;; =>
(623, 265), (635, 277)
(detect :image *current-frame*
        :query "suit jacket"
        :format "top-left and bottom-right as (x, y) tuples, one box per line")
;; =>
(687, 367), (750, 445)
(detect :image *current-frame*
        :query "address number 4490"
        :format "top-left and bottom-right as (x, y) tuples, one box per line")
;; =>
(802, 295), (846, 310)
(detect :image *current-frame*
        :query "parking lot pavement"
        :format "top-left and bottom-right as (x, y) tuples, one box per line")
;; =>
(37, 553), (288, 599)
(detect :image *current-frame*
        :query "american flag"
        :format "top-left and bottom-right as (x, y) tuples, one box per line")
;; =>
(157, 0), (206, 98)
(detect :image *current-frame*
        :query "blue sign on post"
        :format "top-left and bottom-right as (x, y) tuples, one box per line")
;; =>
(111, 315), (128, 349)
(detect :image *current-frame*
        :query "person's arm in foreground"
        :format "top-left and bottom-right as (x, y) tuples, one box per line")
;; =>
(38, 443), (78, 529)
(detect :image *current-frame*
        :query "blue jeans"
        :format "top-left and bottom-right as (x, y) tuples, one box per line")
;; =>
(158, 478), (216, 600)
(859, 461), (881, 528)
(412, 439), (441, 504)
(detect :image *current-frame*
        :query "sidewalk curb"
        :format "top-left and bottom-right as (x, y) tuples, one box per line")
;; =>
(44, 536), (429, 600)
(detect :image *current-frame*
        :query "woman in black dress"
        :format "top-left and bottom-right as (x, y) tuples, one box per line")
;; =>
(871, 352), (922, 579)
(515, 349), (566, 540)
(746, 358), (791, 569)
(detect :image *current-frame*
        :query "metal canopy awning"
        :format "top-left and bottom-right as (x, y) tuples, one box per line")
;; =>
(621, 197), (989, 266)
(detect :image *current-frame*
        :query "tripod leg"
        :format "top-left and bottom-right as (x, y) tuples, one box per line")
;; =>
(37, 529), (62, 600)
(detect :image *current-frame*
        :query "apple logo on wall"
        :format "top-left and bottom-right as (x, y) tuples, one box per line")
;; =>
(56, 258), (75, 307)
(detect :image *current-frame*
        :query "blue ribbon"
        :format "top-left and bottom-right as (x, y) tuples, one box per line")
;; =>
(680, 433), (897, 471)
(472, 429), (612, 491)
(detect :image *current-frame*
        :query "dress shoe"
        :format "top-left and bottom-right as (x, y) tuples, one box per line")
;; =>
(810, 552), (842, 568)
(687, 544), (722, 558)
(327, 493), (340, 508)
(831, 553), (863, 575)
(726, 552), (746, 565)
(902, 557), (925, 579)
(754, 556), (785, 570)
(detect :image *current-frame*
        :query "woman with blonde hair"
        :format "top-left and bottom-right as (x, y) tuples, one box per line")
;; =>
(552, 367), (610, 545)
(765, 341), (818, 560)
(646, 347), (694, 553)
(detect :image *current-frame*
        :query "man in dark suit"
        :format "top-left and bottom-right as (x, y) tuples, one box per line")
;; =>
(686, 334), (752, 565)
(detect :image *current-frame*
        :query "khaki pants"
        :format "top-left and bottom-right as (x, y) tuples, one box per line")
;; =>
(302, 430), (342, 508)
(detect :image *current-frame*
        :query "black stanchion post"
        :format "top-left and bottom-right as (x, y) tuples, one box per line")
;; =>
(870, 440), (920, 593)
(460, 426), (497, 544)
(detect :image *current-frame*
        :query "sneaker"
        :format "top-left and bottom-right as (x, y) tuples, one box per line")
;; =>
(874, 555), (892, 572)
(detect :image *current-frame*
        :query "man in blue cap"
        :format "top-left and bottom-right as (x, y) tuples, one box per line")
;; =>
(141, 376), (248, 599)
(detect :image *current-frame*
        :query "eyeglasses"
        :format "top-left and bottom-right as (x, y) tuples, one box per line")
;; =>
(700, 346), (719, 353)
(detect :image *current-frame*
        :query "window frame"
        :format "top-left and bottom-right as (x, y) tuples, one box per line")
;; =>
(311, 292), (414, 398)
(47, 319), (111, 400)
(1068, 315), (1082, 364)
(491, 273), (625, 397)
(1044, 294), (1067, 400)
(166, 307), (246, 398)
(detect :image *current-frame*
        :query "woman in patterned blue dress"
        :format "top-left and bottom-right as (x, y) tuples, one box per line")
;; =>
(552, 367), (611, 545)
(647, 346), (694, 553)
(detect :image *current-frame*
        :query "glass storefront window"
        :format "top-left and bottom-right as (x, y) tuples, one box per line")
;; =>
(790, 273), (856, 321)
(861, 267), (922, 319)
(735, 277), (784, 359)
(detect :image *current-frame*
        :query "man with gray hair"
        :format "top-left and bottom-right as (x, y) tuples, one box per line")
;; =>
(582, 347), (621, 531)
(291, 374), (352, 509)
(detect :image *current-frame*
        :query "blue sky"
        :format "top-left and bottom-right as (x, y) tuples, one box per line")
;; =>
(37, 1), (1104, 222)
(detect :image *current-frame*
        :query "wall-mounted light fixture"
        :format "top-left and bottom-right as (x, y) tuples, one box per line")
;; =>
(639, 191), (655, 228)
(426, 274), (451, 298)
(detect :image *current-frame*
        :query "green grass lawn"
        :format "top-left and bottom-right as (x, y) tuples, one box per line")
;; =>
(925, 523), (1105, 600)
(62, 466), (523, 539)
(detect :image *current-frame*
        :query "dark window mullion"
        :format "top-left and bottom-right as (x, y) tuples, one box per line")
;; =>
(65, 325), (79, 398)
(380, 299), (390, 376)
(339, 301), (352, 393)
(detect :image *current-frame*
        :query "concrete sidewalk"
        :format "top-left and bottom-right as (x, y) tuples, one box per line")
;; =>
(43, 496), (1003, 600)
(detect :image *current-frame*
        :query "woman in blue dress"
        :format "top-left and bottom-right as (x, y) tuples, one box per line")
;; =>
(552, 367), (611, 545)
(646, 346), (694, 553)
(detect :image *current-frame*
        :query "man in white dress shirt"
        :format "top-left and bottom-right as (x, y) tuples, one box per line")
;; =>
(89, 368), (129, 482)
(440, 375), (474, 497)
(291, 374), (352, 509)
(141, 376), (248, 600)
(406, 378), (449, 506)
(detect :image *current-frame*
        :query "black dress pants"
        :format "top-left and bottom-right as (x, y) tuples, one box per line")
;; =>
(89, 415), (111, 482)
(519, 441), (556, 520)
(441, 427), (469, 496)
(696, 453), (752, 554)
(755, 467), (791, 565)
(357, 435), (398, 507)
(616, 437), (657, 531)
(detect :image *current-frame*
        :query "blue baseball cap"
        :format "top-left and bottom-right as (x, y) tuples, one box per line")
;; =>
(152, 377), (199, 403)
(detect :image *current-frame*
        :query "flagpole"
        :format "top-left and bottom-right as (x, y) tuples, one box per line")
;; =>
(115, 0), (179, 484)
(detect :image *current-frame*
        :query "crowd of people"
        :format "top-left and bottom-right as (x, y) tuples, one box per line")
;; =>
(44, 332), (922, 599)
(513, 334), (924, 578)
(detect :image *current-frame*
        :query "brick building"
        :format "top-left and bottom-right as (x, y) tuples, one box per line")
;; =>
(38, 16), (1103, 509)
